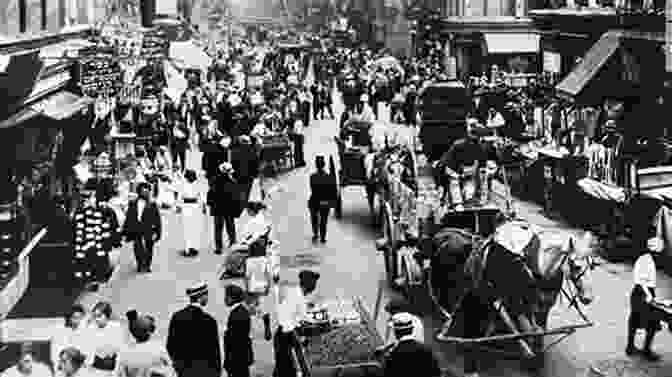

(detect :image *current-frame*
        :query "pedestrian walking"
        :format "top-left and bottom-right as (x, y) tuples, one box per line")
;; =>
(289, 119), (306, 168)
(167, 283), (222, 377)
(626, 236), (670, 361)
(50, 305), (90, 370)
(223, 284), (254, 377)
(273, 270), (321, 377)
(177, 169), (206, 257)
(122, 182), (162, 273)
(209, 162), (243, 254)
(116, 310), (173, 377)
(308, 156), (337, 243)
(382, 313), (441, 377)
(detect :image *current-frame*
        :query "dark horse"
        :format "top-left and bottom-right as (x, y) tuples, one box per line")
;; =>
(430, 221), (596, 368)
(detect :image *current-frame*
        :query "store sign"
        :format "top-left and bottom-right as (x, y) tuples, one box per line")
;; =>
(26, 71), (71, 104)
(543, 51), (561, 74)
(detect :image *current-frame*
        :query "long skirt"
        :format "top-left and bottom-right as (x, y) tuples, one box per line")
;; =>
(630, 284), (664, 331)
(181, 203), (202, 250)
(273, 328), (301, 377)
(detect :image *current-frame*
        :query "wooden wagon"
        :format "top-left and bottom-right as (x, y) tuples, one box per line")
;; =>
(331, 119), (374, 219)
(293, 297), (384, 377)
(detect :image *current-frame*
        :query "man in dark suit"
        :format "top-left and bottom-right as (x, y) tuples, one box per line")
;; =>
(223, 284), (254, 377)
(167, 283), (222, 377)
(122, 182), (161, 273)
(308, 155), (337, 243)
(384, 313), (441, 377)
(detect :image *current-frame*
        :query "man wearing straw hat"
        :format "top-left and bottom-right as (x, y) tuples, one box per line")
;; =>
(383, 313), (441, 377)
(167, 282), (222, 377)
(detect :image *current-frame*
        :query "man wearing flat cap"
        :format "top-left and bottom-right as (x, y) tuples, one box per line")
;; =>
(167, 282), (222, 377)
(383, 313), (441, 377)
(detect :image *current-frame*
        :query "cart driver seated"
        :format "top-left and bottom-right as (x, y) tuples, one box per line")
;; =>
(436, 119), (499, 207)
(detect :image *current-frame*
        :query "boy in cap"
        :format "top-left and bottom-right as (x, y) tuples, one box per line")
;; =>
(167, 282), (222, 377)
(383, 313), (441, 377)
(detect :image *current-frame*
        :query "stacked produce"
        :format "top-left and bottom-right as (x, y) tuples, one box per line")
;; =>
(304, 322), (383, 367)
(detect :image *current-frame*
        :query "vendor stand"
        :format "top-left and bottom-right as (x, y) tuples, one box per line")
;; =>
(294, 297), (384, 377)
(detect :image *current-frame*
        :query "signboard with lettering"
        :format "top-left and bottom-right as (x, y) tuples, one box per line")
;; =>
(78, 59), (123, 98)
(543, 51), (561, 74)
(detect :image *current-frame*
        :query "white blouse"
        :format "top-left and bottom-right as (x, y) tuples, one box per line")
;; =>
(50, 325), (92, 368)
(85, 321), (127, 366)
(241, 213), (271, 244)
(633, 253), (657, 288)
(114, 339), (172, 377)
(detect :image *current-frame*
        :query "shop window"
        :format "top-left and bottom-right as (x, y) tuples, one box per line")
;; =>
(1, 0), (21, 37)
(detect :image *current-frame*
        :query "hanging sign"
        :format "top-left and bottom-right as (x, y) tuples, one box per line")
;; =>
(79, 59), (123, 98)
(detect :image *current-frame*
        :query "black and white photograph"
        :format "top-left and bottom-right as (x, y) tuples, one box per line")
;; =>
(2, 1), (672, 377)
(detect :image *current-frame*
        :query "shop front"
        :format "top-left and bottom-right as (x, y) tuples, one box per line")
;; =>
(440, 17), (536, 77)
(532, 29), (670, 259)
(0, 39), (94, 320)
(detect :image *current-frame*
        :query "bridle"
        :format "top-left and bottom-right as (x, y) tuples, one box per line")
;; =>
(560, 249), (595, 321)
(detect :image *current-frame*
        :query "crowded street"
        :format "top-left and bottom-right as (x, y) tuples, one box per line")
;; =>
(4, 1), (672, 377)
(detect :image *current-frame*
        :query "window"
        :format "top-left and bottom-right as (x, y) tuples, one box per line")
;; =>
(1, 0), (21, 37)
(27, 0), (45, 34)
(46, 0), (60, 32)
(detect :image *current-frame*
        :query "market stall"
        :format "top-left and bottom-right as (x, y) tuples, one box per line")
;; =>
(294, 297), (384, 377)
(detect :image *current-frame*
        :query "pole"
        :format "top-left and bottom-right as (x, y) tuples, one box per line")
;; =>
(666, 0), (672, 112)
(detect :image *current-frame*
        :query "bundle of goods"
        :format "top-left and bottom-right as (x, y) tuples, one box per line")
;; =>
(304, 323), (382, 367)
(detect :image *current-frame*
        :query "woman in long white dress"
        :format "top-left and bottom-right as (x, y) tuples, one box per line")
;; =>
(177, 169), (206, 257)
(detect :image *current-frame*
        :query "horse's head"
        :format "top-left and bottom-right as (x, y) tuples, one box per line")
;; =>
(562, 232), (599, 305)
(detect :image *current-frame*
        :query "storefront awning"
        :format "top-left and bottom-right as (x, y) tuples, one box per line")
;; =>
(484, 33), (540, 54)
(33, 91), (93, 120)
(0, 91), (91, 129)
(555, 34), (620, 100)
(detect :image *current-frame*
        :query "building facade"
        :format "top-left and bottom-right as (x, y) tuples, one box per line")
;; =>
(0, 0), (108, 37)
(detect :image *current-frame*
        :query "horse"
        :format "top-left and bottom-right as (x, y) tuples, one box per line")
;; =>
(430, 221), (596, 361)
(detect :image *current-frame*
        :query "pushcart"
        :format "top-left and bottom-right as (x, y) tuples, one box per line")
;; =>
(293, 297), (384, 377)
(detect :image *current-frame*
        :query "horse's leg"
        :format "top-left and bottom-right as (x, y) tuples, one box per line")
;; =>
(366, 184), (376, 217)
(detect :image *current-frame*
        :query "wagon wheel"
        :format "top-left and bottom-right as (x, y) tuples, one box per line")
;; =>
(381, 201), (397, 287)
(330, 155), (343, 219)
(335, 186), (343, 219)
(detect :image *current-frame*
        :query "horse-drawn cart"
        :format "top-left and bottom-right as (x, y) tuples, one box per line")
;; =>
(293, 297), (384, 377)
(376, 150), (598, 369)
(429, 221), (597, 368)
(331, 119), (375, 219)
